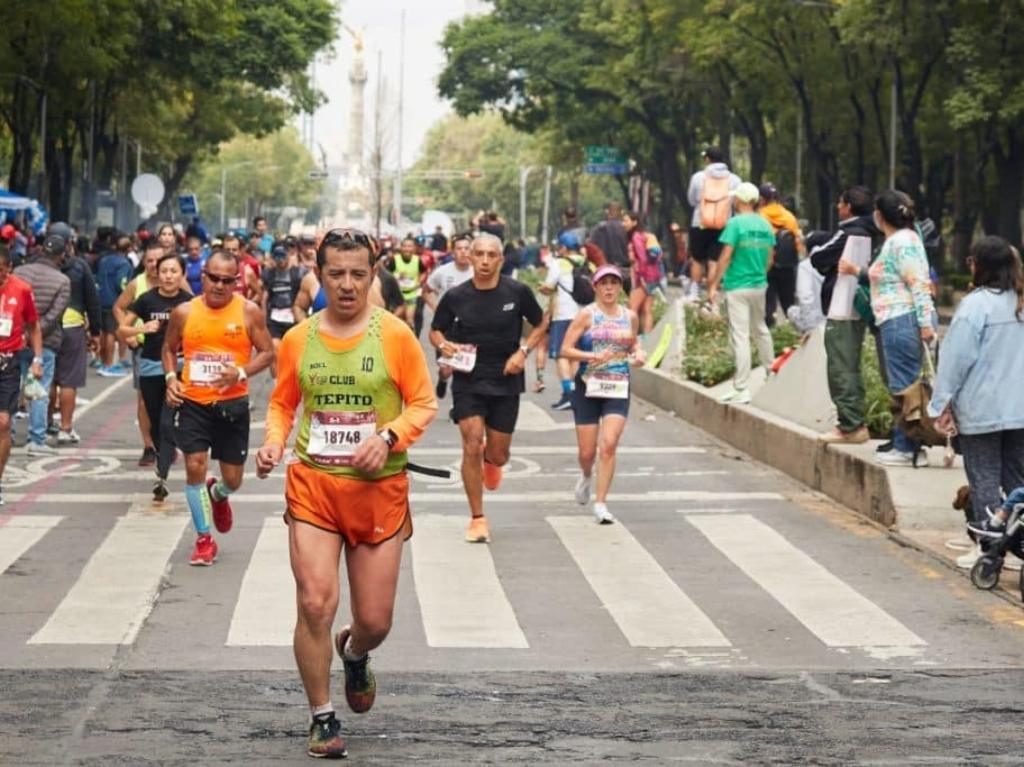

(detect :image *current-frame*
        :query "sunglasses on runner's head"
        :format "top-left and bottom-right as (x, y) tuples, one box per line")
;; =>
(320, 228), (380, 259)
(203, 271), (238, 286)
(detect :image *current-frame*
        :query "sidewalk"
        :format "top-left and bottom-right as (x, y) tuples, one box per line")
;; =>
(633, 334), (1021, 603)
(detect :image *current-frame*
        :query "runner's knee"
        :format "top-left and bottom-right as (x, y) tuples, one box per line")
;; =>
(296, 583), (339, 629)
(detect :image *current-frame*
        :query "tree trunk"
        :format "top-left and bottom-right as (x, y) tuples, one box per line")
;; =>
(993, 126), (1024, 245)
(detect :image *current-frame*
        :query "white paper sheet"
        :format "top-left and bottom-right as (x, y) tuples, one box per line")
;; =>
(827, 236), (871, 320)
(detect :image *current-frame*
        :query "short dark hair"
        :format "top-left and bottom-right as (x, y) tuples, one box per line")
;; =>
(253, 216), (266, 227)
(841, 185), (874, 216)
(145, 238), (165, 252)
(315, 231), (376, 269)
(156, 252), (185, 273)
(703, 146), (727, 164)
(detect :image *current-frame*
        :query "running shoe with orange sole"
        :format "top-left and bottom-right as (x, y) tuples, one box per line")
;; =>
(465, 515), (490, 543)
(207, 477), (233, 533)
(334, 625), (376, 714)
(482, 460), (502, 491)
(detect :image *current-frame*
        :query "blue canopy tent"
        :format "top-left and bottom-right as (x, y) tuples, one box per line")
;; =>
(0, 189), (47, 235)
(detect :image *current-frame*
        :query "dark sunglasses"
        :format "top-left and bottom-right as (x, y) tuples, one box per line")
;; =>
(321, 228), (380, 259)
(203, 271), (238, 286)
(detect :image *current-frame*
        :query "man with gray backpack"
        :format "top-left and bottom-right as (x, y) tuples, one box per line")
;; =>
(686, 147), (741, 302)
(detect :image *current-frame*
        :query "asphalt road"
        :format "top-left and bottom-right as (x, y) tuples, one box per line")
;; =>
(2, 355), (1023, 765)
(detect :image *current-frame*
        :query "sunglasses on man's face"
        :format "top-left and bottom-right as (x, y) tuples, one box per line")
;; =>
(203, 272), (238, 286)
(321, 228), (380, 259)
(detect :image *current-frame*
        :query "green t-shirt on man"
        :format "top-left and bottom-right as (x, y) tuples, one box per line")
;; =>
(718, 212), (775, 291)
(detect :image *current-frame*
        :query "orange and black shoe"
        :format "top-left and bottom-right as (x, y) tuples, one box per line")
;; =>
(207, 477), (233, 534)
(307, 711), (348, 759)
(334, 625), (376, 714)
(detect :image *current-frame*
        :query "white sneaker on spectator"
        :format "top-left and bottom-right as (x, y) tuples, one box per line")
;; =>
(876, 449), (929, 468)
(720, 388), (751, 404)
(57, 429), (81, 445)
(574, 474), (591, 506)
(26, 442), (57, 456)
(956, 544), (981, 569)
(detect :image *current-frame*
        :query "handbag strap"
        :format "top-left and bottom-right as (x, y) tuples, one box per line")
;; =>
(920, 340), (936, 380)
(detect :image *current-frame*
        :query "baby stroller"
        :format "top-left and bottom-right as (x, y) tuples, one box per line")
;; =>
(970, 504), (1024, 601)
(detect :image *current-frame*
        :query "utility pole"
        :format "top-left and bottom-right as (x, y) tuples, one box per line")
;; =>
(541, 165), (553, 244)
(392, 9), (406, 231)
(519, 166), (533, 240)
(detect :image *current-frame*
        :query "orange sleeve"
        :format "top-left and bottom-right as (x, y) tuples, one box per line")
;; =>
(264, 322), (307, 447)
(380, 313), (438, 451)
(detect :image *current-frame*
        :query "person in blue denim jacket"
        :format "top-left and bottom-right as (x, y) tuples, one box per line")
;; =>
(928, 236), (1024, 564)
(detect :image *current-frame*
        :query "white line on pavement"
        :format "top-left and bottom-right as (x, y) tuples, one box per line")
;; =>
(74, 376), (132, 419)
(7, 490), (784, 505)
(687, 514), (926, 649)
(32, 446), (707, 458)
(0, 515), (63, 574)
(226, 517), (295, 646)
(411, 514), (528, 648)
(548, 516), (731, 648)
(29, 513), (188, 645)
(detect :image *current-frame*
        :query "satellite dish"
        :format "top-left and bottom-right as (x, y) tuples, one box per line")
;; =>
(131, 174), (165, 208)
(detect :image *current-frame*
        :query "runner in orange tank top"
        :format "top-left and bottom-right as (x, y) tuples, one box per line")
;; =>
(162, 249), (274, 566)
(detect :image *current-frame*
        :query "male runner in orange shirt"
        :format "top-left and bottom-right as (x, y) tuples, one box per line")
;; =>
(255, 229), (436, 760)
(162, 248), (274, 565)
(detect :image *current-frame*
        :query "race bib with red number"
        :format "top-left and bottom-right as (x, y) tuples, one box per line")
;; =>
(306, 410), (376, 466)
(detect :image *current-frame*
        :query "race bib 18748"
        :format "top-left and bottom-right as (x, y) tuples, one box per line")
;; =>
(306, 410), (376, 466)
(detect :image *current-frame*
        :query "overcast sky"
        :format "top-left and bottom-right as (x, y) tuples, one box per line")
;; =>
(303, 0), (489, 169)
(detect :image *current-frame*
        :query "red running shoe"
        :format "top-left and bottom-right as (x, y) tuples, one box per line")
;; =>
(207, 477), (233, 533)
(482, 460), (503, 491)
(189, 534), (218, 566)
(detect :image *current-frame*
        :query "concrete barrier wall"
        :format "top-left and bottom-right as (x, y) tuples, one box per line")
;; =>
(633, 367), (896, 527)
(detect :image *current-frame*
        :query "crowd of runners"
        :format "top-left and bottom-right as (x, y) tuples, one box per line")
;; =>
(0, 209), (654, 758)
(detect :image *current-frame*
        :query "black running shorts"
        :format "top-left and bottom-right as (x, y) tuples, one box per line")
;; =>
(173, 396), (250, 464)
(451, 391), (520, 434)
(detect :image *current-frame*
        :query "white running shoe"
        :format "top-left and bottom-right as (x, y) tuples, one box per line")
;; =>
(719, 388), (752, 404)
(876, 449), (929, 468)
(57, 429), (81, 445)
(593, 503), (615, 525)
(956, 544), (981, 570)
(26, 442), (57, 456)
(574, 474), (591, 506)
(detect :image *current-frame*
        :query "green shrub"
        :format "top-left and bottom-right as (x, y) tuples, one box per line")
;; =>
(861, 335), (893, 438)
(680, 305), (802, 387)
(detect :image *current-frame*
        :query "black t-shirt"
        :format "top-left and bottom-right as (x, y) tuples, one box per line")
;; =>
(431, 276), (544, 396)
(128, 289), (192, 360)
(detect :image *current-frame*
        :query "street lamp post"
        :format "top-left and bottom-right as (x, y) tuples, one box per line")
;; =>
(519, 166), (533, 240)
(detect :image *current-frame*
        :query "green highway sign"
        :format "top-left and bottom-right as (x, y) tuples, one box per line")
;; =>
(584, 145), (627, 165)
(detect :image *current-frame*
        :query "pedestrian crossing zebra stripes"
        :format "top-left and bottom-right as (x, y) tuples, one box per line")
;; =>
(0, 507), (931, 667)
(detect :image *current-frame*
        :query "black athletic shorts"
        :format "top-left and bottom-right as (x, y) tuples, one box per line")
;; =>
(688, 227), (724, 263)
(0, 360), (19, 415)
(451, 391), (520, 434)
(268, 320), (296, 340)
(174, 396), (250, 464)
(100, 308), (118, 334)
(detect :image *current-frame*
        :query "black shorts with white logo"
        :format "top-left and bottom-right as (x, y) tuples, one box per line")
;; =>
(0, 359), (19, 415)
(451, 391), (520, 434)
(174, 396), (250, 465)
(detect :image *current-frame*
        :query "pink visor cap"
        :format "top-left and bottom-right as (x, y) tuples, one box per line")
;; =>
(591, 264), (624, 284)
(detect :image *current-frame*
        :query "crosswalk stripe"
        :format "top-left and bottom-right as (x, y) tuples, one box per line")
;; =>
(547, 516), (731, 648)
(28, 514), (188, 645)
(7, 490), (783, 505)
(227, 517), (294, 646)
(687, 514), (926, 648)
(0, 515), (63, 574)
(411, 514), (528, 648)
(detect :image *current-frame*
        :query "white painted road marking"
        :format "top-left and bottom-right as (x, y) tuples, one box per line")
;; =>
(548, 516), (731, 648)
(0, 515), (63, 574)
(29, 513), (188, 645)
(411, 514), (528, 648)
(7, 490), (784, 505)
(227, 517), (295, 646)
(23, 446), (707, 458)
(688, 514), (926, 649)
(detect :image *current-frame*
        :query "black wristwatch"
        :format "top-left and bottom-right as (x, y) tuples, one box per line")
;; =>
(377, 428), (398, 450)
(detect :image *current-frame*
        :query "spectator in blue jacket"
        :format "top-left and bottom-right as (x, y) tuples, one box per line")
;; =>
(928, 236), (1024, 568)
